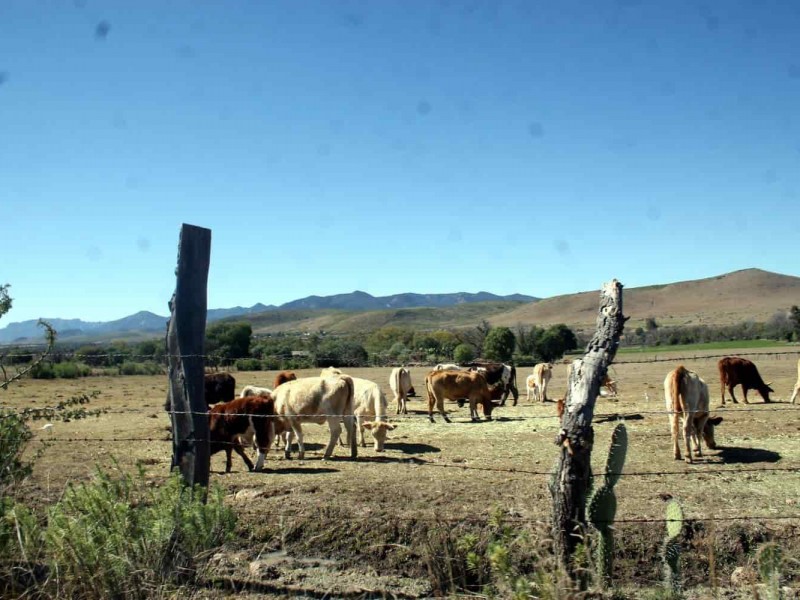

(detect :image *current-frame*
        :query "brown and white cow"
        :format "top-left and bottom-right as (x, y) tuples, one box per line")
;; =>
(240, 385), (272, 398)
(272, 374), (357, 460)
(718, 356), (773, 405)
(209, 393), (276, 473)
(273, 370), (297, 388)
(664, 365), (723, 464)
(390, 367), (414, 415)
(791, 358), (800, 405)
(425, 369), (504, 423)
(528, 362), (553, 402)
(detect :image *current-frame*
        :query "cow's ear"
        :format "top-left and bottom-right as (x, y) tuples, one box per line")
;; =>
(386, 423), (397, 430)
(709, 416), (723, 425)
(362, 421), (374, 430)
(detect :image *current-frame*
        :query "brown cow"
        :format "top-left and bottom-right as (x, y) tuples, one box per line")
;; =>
(273, 370), (297, 388)
(209, 394), (276, 472)
(665, 366), (723, 463)
(204, 372), (236, 405)
(425, 369), (504, 423)
(718, 357), (773, 405)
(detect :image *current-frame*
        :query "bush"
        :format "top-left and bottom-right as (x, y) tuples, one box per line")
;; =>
(454, 343), (476, 364)
(118, 361), (164, 376)
(234, 358), (262, 371)
(29, 362), (55, 379)
(45, 468), (236, 599)
(53, 362), (92, 379)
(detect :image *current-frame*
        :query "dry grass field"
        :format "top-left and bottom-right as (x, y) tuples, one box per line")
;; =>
(3, 346), (800, 597)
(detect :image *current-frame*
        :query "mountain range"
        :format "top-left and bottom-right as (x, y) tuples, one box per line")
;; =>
(0, 291), (536, 344)
(2, 269), (798, 344)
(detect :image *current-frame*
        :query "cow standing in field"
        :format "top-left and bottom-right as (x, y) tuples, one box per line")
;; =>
(204, 372), (236, 405)
(790, 359), (800, 405)
(240, 385), (272, 398)
(425, 369), (504, 422)
(718, 356), (774, 405)
(390, 367), (414, 415)
(665, 365), (723, 464)
(272, 374), (357, 460)
(464, 361), (519, 406)
(434, 363), (461, 371)
(528, 362), (553, 402)
(209, 394), (276, 472)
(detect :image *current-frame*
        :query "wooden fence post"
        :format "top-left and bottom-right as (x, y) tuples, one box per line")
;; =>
(166, 224), (212, 491)
(549, 279), (627, 578)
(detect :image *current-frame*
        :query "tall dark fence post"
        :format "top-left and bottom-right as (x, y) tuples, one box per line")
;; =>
(167, 224), (212, 491)
(549, 279), (626, 578)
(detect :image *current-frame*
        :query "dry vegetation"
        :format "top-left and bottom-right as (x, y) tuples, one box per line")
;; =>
(3, 346), (800, 597)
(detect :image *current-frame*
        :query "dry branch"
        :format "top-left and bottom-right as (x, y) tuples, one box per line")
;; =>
(0, 320), (56, 391)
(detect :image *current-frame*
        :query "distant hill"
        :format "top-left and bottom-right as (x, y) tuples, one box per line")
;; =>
(0, 291), (535, 343)
(489, 268), (800, 333)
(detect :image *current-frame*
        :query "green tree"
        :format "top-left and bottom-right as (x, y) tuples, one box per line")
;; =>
(316, 339), (368, 367)
(483, 327), (516, 362)
(790, 306), (800, 338)
(365, 326), (414, 354)
(453, 343), (476, 364)
(534, 324), (578, 362)
(430, 330), (459, 357)
(206, 321), (252, 365)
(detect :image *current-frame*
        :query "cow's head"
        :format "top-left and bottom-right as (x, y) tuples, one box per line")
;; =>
(481, 398), (496, 419)
(362, 421), (397, 452)
(760, 381), (774, 402)
(488, 383), (505, 401)
(407, 385), (416, 397)
(702, 416), (723, 449)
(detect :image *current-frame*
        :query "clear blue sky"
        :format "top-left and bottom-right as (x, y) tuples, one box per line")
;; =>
(2, 0), (799, 324)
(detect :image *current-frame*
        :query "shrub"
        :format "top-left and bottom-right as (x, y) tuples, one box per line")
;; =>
(53, 362), (92, 379)
(118, 361), (164, 376)
(29, 362), (55, 379)
(453, 343), (476, 364)
(234, 358), (262, 371)
(45, 468), (236, 599)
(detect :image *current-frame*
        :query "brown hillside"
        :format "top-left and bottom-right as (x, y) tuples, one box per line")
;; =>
(490, 269), (800, 332)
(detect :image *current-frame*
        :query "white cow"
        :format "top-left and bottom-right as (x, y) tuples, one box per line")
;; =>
(434, 363), (461, 371)
(239, 385), (272, 398)
(790, 358), (800, 405)
(390, 367), (414, 415)
(664, 365), (723, 464)
(529, 362), (553, 402)
(272, 375), (357, 460)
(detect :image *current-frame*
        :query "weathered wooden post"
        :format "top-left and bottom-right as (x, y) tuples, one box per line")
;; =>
(550, 279), (627, 577)
(166, 224), (212, 491)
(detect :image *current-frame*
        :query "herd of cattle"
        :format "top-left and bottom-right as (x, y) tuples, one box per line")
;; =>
(187, 356), (800, 473)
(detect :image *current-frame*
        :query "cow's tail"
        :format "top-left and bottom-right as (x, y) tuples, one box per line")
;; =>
(671, 365), (688, 415)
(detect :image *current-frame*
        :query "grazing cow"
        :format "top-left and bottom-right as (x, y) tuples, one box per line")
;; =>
(390, 367), (414, 415)
(209, 394), (276, 473)
(272, 374), (357, 460)
(434, 363), (461, 371)
(425, 369), (504, 423)
(664, 365), (723, 464)
(718, 357), (774, 405)
(791, 358), (800, 405)
(464, 361), (519, 406)
(205, 372), (236, 406)
(273, 370), (297, 388)
(529, 362), (553, 402)
(348, 377), (395, 451)
(240, 385), (272, 398)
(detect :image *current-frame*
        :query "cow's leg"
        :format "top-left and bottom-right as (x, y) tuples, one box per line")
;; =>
(232, 442), (255, 471)
(401, 393), (408, 415)
(344, 414), (358, 459)
(671, 414), (681, 461)
(438, 395), (451, 423)
(225, 448), (233, 473)
(469, 398), (479, 422)
(394, 393), (401, 415)
(742, 387), (749, 404)
(511, 384), (518, 407)
(358, 415), (367, 448)
(284, 428), (296, 460)
(428, 393), (436, 423)
(682, 416), (694, 464)
(728, 384), (739, 404)
(694, 415), (708, 457)
(323, 417), (342, 459)
(526, 384), (532, 403)
(542, 382), (548, 403)
(293, 424), (306, 460)
(791, 383), (800, 405)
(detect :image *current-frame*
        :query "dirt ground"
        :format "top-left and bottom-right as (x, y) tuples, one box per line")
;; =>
(3, 347), (800, 597)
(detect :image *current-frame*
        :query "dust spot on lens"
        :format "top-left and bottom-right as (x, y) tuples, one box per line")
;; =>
(416, 101), (432, 116)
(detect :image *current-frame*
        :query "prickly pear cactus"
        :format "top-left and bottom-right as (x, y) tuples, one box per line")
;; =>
(587, 423), (628, 587)
(662, 499), (684, 596)
(757, 543), (783, 600)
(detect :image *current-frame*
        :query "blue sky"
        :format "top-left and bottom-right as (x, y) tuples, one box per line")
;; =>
(1, 0), (799, 324)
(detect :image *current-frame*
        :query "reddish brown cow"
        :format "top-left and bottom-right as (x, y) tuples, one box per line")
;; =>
(718, 357), (774, 406)
(205, 372), (236, 405)
(273, 370), (297, 389)
(425, 369), (504, 423)
(209, 394), (276, 472)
